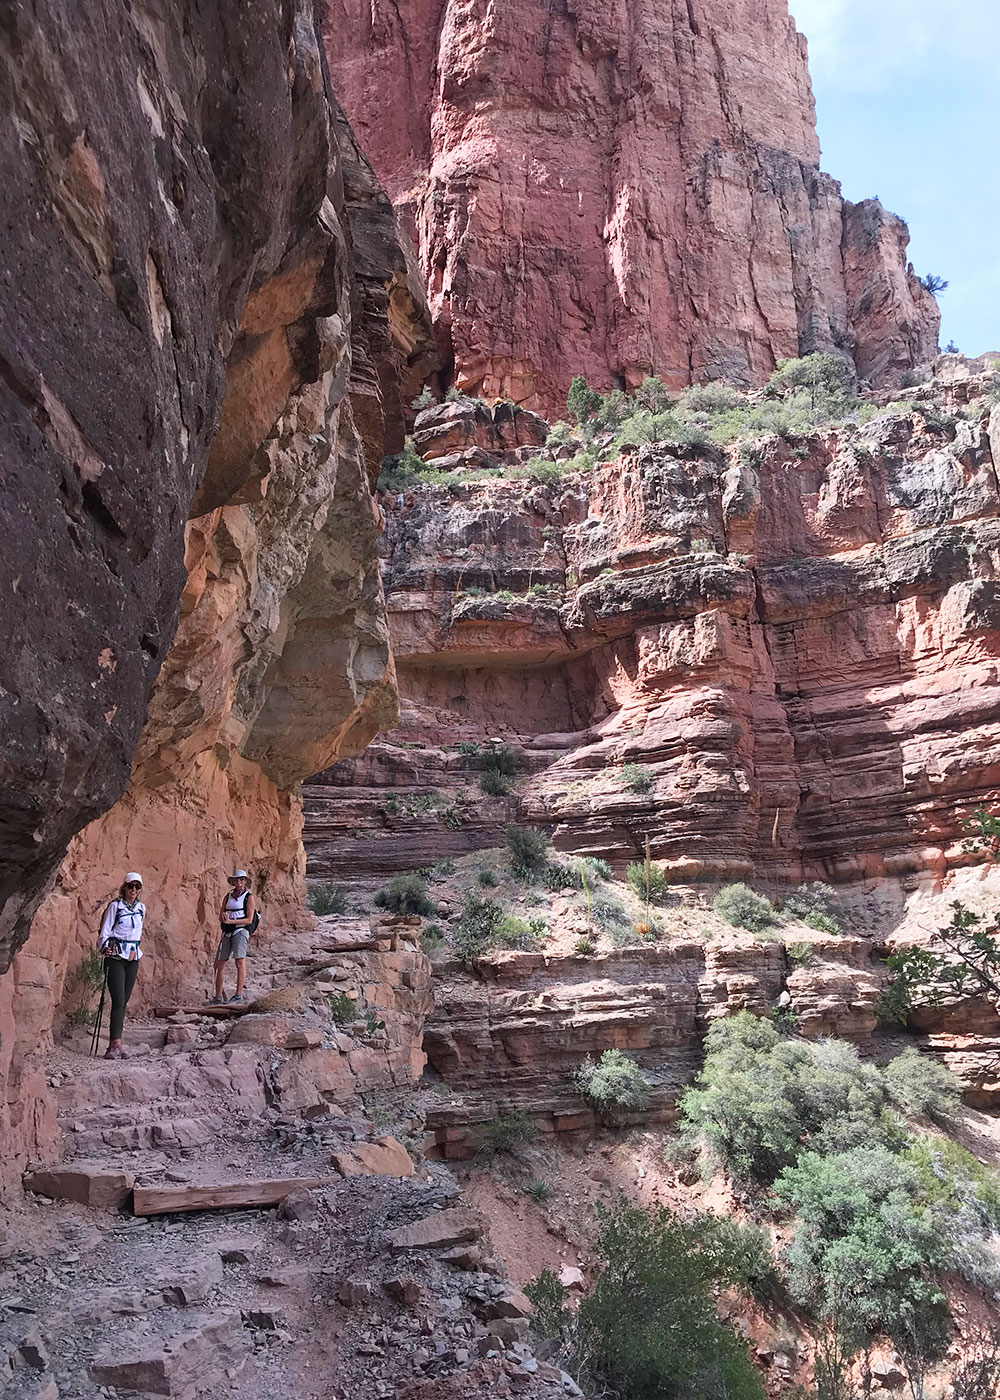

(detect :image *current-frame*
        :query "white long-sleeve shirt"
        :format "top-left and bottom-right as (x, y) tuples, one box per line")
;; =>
(98, 899), (145, 960)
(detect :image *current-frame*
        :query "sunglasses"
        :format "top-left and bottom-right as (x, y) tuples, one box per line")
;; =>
(125, 882), (142, 889)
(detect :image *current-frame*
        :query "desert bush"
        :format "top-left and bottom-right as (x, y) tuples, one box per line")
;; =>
(419, 924), (444, 953)
(456, 739), (480, 755)
(567, 374), (603, 426)
(525, 1269), (569, 1338)
(307, 881), (348, 916)
(573, 1203), (764, 1400)
(678, 382), (742, 414)
(575, 937), (596, 955)
(411, 386), (435, 410)
(591, 892), (633, 938)
(620, 762), (653, 793)
(480, 769), (514, 796)
(495, 915), (541, 951)
(541, 860), (576, 890)
(545, 421), (574, 449)
(785, 942), (814, 965)
(377, 438), (426, 492)
(453, 893), (505, 963)
(950, 1326), (1000, 1400)
(884, 1048), (960, 1121)
(477, 868), (499, 887)
(626, 861), (671, 903)
(803, 909), (839, 933)
(713, 883), (774, 932)
(634, 375), (674, 413)
(578, 1049), (651, 1124)
(373, 873), (433, 916)
(766, 352), (855, 400)
(678, 1013), (897, 1183)
(583, 856), (612, 881)
(506, 823), (549, 876)
(782, 882), (839, 925)
(526, 1178), (553, 1203)
(480, 1108), (537, 1156)
(328, 991), (357, 1025)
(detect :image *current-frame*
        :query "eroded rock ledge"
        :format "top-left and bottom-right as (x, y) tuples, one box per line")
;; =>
(0, 0), (434, 1192)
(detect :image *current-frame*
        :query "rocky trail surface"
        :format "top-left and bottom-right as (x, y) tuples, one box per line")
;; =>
(1, 921), (578, 1400)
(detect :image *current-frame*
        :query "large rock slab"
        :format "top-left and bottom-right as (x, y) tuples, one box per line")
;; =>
(89, 1310), (244, 1396)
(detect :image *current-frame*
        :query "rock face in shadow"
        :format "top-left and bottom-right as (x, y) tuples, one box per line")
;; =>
(306, 372), (1000, 889)
(0, 1), (434, 1192)
(325, 0), (939, 411)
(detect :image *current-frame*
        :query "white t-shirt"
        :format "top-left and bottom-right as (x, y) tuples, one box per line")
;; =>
(98, 899), (145, 960)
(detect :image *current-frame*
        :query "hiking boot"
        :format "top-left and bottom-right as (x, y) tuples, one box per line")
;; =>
(208, 995), (226, 1005)
(229, 993), (246, 1004)
(104, 1041), (122, 1060)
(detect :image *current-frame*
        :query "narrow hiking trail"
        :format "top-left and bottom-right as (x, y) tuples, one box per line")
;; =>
(1, 920), (578, 1400)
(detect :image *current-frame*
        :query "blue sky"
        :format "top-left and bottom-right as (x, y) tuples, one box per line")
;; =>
(789, 0), (998, 356)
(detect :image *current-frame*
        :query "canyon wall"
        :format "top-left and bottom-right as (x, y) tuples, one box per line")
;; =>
(325, 0), (940, 412)
(0, 0), (434, 1191)
(306, 368), (1000, 889)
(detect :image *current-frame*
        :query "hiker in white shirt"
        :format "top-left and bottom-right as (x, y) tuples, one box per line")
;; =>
(211, 869), (257, 1004)
(97, 872), (145, 1059)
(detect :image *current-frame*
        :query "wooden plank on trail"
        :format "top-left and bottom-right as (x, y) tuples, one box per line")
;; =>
(133, 1176), (338, 1216)
(153, 1004), (249, 1018)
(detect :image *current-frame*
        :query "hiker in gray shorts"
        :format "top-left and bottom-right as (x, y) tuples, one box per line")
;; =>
(211, 869), (258, 1004)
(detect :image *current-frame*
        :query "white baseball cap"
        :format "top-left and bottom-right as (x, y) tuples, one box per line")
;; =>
(124, 872), (143, 886)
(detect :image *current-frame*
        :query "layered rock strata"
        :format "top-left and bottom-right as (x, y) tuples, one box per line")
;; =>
(0, 1), (433, 1191)
(325, 0), (939, 411)
(423, 933), (885, 1158)
(308, 371), (1000, 889)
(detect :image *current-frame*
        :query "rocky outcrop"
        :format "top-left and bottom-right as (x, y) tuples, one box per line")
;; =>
(423, 934), (883, 1157)
(307, 374), (1000, 889)
(325, 0), (939, 411)
(0, 1), (435, 1192)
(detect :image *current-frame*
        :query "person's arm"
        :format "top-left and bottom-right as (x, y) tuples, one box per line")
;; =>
(98, 903), (116, 952)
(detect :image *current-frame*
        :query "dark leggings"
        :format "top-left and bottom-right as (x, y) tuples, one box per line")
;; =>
(105, 958), (139, 1041)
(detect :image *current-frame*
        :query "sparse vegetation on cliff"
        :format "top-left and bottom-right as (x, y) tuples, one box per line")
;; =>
(713, 883), (775, 932)
(527, 1202), (765, 1400)
(577, 1048), (651, 1123)
(307, 881), (347, 916)
(373, 872), (434, 916)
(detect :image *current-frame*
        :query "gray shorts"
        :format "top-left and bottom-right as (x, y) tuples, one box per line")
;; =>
(216, 927), (250, 961)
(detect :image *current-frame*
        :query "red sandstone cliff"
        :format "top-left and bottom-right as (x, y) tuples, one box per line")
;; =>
(325, 0), (940, 411)
(0, 1), (433, 1193)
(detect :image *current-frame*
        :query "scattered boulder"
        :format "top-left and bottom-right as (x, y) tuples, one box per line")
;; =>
(332, 1135), (415, 1179)
(23, 1165), (133, 1210)
(89, 1311), (244, 1396)
(386, 1208), (483, 1254)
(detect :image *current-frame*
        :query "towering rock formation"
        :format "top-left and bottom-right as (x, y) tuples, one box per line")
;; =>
(325, 0), (940, 412)
(0, 0), (433, 1191)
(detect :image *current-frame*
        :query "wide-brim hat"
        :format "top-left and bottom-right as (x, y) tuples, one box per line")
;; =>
(124, 872), (143, 886)
(227, 869), (249, 883)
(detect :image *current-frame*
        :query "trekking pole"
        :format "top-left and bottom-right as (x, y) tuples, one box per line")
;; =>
(90, 969), (107, 1057)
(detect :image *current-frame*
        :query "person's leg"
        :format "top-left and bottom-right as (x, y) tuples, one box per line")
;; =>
(230, 930), (250, 1000)
(105, 959), (126, 1049)
(214, 959), (226, 998)
(213, 933), (232, 1000)
(234, 957), (246, 997)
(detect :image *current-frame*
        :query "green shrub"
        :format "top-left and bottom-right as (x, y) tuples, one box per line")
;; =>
(457, 739), (480, 755)
(453, 893), (505, 963)
(574, 1204), (765, 1400)
(480, 769), (513, 796)
(575, 937), (596, 955)
(411, 386), (435, 410)
(625, 861), (671, 903)
(713, 883), (774, 932)
(782, 882), (840, 932)
(541, 860), (576, 890)
(68, 1004), (98, 1027)
(419, 924), (444, 952)
(583, 856), (612, 880)
(678, 1013), (897, 1183)
(766, 352), (855, 400)
(506, 823), (549, 876)
(526, 1178), (552, 1203)
(578, 1049), (651, 1124)
(620, 762), (653, 793)
(328, 991), (357, 1025)
(525, 1269), (568, 1337)
(480, 1108), (537, 1156)
(545, 421), (574, 449)
(477, 868), (499, 887)
(567, 374), (602, 426)
(884, 1048), (960, 1121)
(678, 382), (742, 414)
(307, 882), (347, 916)
(521, 456), (564, 485)
(634, 376), (674, 413)
(591, 892), (632, 937)
(445, 385), (463, 401)
(495, 915), (541, 950)
(373, 873), (433, 916)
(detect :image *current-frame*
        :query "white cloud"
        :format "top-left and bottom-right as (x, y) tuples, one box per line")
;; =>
(789, 0), (1000, 93)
